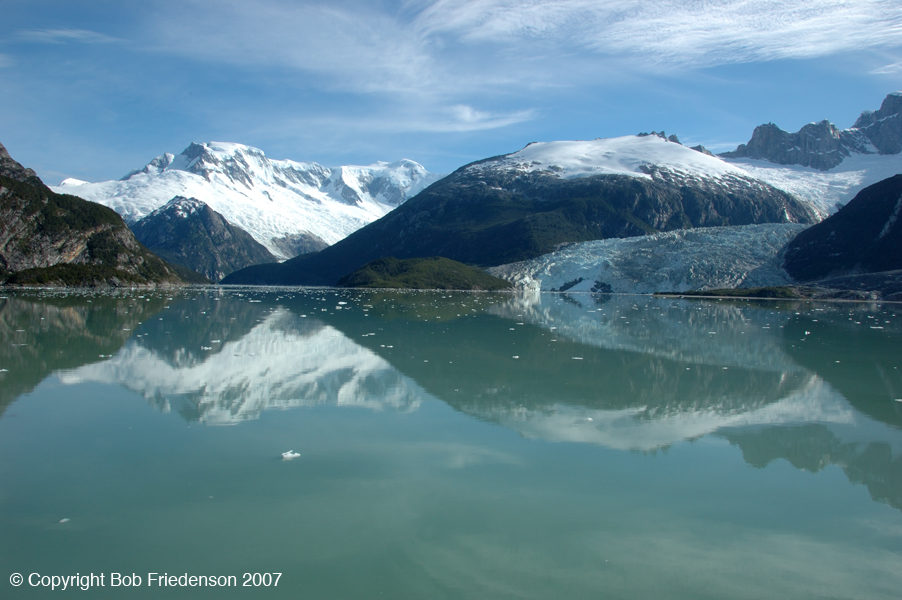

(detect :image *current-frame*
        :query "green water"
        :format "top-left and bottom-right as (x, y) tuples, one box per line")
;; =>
(1, 288), (901, 599)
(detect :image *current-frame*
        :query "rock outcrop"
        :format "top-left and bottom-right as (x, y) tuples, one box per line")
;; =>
(721, 92), (902, 170)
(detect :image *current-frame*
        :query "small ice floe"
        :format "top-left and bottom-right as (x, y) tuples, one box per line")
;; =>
(572, 357), (583, 360)
(59, 518), (70, 523)
(0, 368), (8, 373)
(896, 399), (902, 403)
(281, 450), (301, 460)
(201, 346), (212, 350)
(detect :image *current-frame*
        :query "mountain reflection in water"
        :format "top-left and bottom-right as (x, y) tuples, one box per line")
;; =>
(3, 288), (900, 512)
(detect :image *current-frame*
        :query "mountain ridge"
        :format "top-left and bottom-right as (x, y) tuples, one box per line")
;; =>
(0, 142), (190, 287)
(720, 92), (902, 171)
(53, 142), (442, 260)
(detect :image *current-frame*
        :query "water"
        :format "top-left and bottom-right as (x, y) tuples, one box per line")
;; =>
(1, 288), (900, 599)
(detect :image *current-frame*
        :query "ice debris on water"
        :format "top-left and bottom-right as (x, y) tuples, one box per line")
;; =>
(281, 450), (301, 460)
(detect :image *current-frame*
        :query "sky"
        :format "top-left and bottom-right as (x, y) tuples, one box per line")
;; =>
(1, 0), (901, 184)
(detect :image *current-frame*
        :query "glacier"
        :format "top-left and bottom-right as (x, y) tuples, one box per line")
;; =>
(52, 142), (442, 260)
(487, 223), (807, 293)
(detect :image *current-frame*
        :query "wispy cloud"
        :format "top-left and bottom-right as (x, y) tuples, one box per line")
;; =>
(871, 61), (902, 74)
(16, 28), (123, 45)
(142, 0), (902, 101)
(0, 54), (12, 68)
(414, 0), (902, 66)
(147, 1), (438, 94)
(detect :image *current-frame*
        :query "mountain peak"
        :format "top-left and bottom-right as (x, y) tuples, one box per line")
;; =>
(722, 92), (902, 170)
(147, 195), (209, 220)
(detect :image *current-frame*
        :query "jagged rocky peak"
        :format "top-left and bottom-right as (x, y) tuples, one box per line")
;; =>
(122, 142), (333, 190)
(721, 92), (902, 170)
(638, 131), (681, 144)
(852, 91), (902, 155)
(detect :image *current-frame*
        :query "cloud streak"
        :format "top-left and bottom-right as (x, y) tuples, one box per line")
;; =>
(16, 28), (123, 45)
(414, 0), (902, 66)
(139, 0), (902, 107)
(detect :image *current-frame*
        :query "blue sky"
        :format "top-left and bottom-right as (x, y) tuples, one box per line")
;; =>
(2, 0), (901, 184)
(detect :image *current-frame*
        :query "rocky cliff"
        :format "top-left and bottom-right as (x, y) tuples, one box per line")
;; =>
(0, 142), (190, 286)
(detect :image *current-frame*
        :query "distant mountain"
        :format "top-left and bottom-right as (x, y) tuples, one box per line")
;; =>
(783, 174), (902, 281)
(53, 142), (441, 260)
(0, 142), (191, 287)
(131, 196), (278, 282)
(721, 92), (901, 170)
(223, 134), (817, 286)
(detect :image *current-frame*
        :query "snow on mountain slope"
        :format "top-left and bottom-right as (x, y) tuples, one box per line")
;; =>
(725, 153), (902, 216)
(474, 134), (901, 219)
(52, 142), (441, 260)
(479, 134), (747, 181)
(487, 223), (806, 294)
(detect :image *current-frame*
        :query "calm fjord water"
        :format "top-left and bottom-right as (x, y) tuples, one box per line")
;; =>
(1, 288), (901, 599)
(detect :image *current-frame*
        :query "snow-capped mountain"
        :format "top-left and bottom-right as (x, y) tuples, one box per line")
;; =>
(53, 142), (442, 260)
(473, 133), (758, 184)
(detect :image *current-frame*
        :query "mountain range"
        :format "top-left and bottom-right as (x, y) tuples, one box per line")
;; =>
(721, 92), (902, 171)
(222, 133), (818, 285)
(7, 92), (902, 292)
(221, 93), (902, 291)
(53, 142), (441, 260)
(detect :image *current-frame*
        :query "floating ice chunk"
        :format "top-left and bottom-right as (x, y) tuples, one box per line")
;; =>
(59, 518), (70, 523)
(281, 450), (301, 460)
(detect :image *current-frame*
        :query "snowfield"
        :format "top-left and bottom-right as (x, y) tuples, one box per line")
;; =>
(726, 152), (902, 217)
(471, 134), (902, 219)
(52, 142), (441, 260)
(487, 223), (807, 293)
(477, 135), (748, 180)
